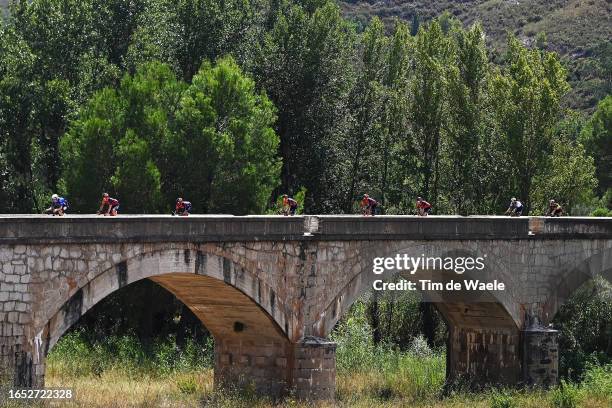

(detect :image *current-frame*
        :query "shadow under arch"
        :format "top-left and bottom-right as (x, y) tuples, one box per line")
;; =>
(37, 247), (294, 395)
(315, 245), (519, 336)
(544, 246), (612, 324)
(313, 243), (521, 385)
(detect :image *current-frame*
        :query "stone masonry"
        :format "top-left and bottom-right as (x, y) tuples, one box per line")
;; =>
(0, 215), (611, 399)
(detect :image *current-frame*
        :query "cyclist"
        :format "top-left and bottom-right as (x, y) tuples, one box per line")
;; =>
(505, 197), (523, 217)
(282, 194), (298, 216)
(174, 198), (192, 216)
(97, 193), (120, 216)
(547, 199), (563, 217)
(44, 194), (68, 216)
(416, 197), (432, 216)
(361, 194), (378, 216)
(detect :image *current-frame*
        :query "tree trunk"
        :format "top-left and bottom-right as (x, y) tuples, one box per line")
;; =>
(420, 302), (436, 347)
(368, 293), (382, 345)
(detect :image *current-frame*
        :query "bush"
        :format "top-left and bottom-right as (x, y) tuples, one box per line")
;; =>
(550, 380), (581, 408)
(490, 389), (517, 408)
(176, 376), (198, 394)
(591, 207), (611, 216)
(581, 364), (612, 399)
(553, 276), (612, 380)
(408, 334), (433, 358)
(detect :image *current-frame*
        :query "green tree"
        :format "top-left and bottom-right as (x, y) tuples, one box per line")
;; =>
(580, 95), (612, 197)
(443, 23), (489, 215)
(61, 58), (280, 214)
(255, 1), (356, 213)
(0, 24), (38, 211)
(126, 0), (264, 81)
(410, 20), (450, 207)
(531, 135), (597, 215)
(380, 21), (412, 212)
(490, 35), (570, 212)
(111, 131), (163, 213)
(59, 89), (124, 212)
(0, 0), (141, 210)
(343, 17), (388, 212)
(176, 57), (281, 214)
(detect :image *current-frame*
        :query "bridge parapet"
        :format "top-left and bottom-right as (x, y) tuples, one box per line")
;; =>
(1, 215), (611, 244)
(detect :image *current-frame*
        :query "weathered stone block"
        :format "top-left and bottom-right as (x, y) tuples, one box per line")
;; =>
(8, 292), (21, 301)
(4, 275), (19, 284)
(219, 353), (231, 365)
(275, 357), (286, 368)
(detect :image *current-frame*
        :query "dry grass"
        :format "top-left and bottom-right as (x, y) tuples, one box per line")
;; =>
(43, 368), (213, 407)
(7, 368), (599, 408)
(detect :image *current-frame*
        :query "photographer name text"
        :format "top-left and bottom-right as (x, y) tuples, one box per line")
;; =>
(372, 254), (505, 292)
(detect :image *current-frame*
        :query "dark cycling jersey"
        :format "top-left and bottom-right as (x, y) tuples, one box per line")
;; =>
(176, 201), (192, 212)
(53, 197), (68, 208)
(105, 197), (119, 207)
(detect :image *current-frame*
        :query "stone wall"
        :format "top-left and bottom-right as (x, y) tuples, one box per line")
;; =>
(292, 337), (336, 400)
(447, 326), (520, 386)
(214, 338), (291, 397)
(522, 328), (559, 387)
(0, 245), (31, 386)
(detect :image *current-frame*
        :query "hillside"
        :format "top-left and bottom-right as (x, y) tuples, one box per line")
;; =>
(0, 0), (609, 111)
(340, 0), (612, 112)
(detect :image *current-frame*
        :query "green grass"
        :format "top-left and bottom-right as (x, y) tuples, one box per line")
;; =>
(46, 330), (214, 379)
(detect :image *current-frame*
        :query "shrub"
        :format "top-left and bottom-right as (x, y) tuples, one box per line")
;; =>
(550, 380), (581, 408)
(408, 334), (433, 358)
(581, 364), (612, 399)
(176, 376), (197, 394)
(591, 207), (611, 216)
(490, 389), (517, 408)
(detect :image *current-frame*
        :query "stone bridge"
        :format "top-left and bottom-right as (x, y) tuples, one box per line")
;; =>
(0, 215), (611, 399)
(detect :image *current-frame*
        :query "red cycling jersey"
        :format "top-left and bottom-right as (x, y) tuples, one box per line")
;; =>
(417, 200), (432, 209)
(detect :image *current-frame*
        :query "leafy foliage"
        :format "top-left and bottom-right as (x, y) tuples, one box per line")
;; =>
(60, 58), (280, 214)
(553, 277), (612, 380)
(530, 135), (596, 215)
(580, 95), (612, 197)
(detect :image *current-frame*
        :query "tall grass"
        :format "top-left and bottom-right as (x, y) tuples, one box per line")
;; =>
(331, 306), (446, 404)
(46, 329), (214, 380)
(41, 313), (612, 407)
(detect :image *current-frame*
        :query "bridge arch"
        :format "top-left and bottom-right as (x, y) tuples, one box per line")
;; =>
(35, 245), (295, 395)
(313, 242), (519, 336)
(544, 246), (612, 323)
(311, 241), (522, 385)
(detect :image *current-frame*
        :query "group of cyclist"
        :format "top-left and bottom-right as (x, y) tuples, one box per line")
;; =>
(360, 194), (562, 217)
(504, 197), (563, 217)
(44, 191), (563, 217)
(360, 195), (431, 216)
(44, 193), (192, 217)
